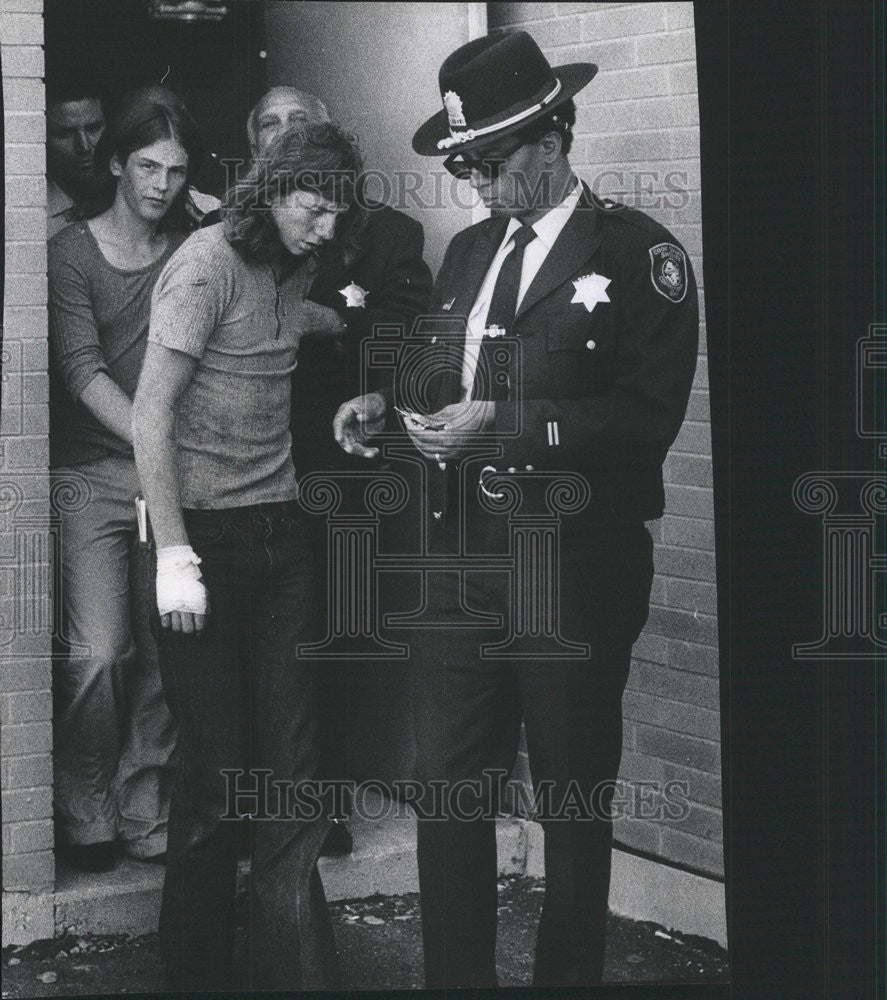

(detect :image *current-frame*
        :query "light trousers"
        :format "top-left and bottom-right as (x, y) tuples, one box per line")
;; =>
(52, 455), (176, 855)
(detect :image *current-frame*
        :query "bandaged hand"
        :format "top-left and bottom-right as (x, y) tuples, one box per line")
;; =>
(156, 545), (208, 632)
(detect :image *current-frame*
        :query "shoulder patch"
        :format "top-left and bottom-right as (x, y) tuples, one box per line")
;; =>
(649, 243), (688, 302)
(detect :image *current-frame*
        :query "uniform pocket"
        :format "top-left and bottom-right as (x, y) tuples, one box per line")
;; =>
(546, 320), (613, 394)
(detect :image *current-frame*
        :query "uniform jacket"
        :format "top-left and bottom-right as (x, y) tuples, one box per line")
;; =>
(397, 184), (699, 524)
(291, 200), (432, 473)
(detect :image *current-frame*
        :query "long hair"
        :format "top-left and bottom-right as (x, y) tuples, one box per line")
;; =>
(88, 85), (204, 230)
(221, 120), (365, 266)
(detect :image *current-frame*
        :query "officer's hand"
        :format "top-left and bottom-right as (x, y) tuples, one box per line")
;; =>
(333, 392), (387, 458)
(405, 400), (494, 461)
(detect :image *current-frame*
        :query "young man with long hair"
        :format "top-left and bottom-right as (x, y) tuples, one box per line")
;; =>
(133, 121), (363, 991)
(49, 85), (202, 870)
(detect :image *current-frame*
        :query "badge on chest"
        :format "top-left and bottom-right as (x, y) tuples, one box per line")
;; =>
(570, 272), (612, 313)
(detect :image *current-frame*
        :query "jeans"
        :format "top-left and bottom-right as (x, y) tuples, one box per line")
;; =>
(156, 501), (340, 991)
(52, 456), (175, 856)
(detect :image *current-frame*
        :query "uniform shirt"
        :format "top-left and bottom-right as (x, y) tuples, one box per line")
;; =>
(408, 183), (699, 522)
(149, 224), (316, 509)
(459, 177), (582, 398)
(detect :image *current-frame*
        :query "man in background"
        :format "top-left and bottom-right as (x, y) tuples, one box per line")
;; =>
(46, 79), (106, 238)
(247, 86), (433, 476)
(247, 86), (433, 855)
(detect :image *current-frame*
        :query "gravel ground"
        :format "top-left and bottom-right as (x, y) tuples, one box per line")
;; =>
(2, 875), (728, 996)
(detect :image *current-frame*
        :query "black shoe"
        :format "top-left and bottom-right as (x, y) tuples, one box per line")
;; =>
(320, 819), (353, 857)
(63, 841), (117, 872)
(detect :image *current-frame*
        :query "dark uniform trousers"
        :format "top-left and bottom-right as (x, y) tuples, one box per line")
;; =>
(393, 184), (698, 987)
(406, 477), (653, 987)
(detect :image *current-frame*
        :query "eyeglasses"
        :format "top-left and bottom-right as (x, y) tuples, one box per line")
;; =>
(443, 137), (526, 181)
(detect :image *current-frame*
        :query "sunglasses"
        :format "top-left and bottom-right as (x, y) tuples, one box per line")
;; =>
(443, 138), (527, 181)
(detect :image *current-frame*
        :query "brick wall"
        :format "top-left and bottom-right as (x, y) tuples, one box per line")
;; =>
(1, 0), (55, 897)
(488, 3), (721, 878)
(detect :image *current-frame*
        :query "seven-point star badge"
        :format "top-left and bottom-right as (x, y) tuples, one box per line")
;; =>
(570, 273), (611, 313)
(339, 282), (368, 308)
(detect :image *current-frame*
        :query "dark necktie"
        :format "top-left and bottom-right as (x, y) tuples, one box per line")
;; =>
(472, 224), (536, 401)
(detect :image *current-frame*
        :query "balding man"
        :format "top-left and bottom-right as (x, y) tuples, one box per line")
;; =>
(246, 88), (433, 855)
(247, 86), (331, 154)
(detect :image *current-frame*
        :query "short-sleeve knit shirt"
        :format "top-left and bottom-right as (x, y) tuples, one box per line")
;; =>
(149, 224), (317, 509)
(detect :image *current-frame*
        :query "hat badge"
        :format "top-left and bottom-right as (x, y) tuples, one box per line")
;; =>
(443, 90), (467, 128)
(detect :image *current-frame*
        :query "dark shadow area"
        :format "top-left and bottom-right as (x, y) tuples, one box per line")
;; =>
(44, 0), (265, 196)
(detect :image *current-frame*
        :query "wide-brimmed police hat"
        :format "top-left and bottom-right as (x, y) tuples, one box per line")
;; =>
(412, 30), (597, 156)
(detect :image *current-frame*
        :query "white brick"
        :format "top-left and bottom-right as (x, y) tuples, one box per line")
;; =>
(2, 851), (54, 892)
(21, 403), (49, 435)
(2, 76), (43, 111)
(668, 222), (703, 258)
(0, 13), (44, 45)
(4, 207), (46, 241)
(0, 720), (52, 755)
(4, 241), (46, 274)
(3, 754), (52, 788)
(583, 161), (699, 208)
(666, 195), (703, 226)
(7, 819), (54, 855)
(637, 29), (697, 65)
(0, 659), (51, 694)
(589, 65), (670, 103)
(529, 14), (583, 49)
(590, 158), (699, 194)
(3, 434), (49, 467)
(5, 174), (46, 208)
(22, 339), (48, 373)
(4, 142), (45, 175)
(3, 306), (48, 340)
(3, 112), (45, 142)
(575, 129), (674, 164)
(581, 3), (667, 42)
(669, 61), (699, 94)
(3, 273), (47, 306)
(663, 2), (696, 30)
(0, 43), (43, 77)
(573, 36), (637, 73)
(585, 94), (699, 134)
(0, 0), (45, 13)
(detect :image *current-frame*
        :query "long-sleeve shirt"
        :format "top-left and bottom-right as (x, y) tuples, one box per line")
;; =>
(48, 221), (186, 467)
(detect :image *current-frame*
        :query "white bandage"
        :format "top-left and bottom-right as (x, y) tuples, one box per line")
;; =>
(156, 545), (207, 617)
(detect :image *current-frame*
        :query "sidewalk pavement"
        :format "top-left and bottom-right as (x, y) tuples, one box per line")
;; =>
(2, 874), (728, 996)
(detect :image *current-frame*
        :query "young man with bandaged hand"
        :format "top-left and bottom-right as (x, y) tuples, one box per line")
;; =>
(132, 121), (362, 992)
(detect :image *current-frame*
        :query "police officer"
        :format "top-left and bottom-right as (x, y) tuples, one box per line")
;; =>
(335, 30), (699, 987)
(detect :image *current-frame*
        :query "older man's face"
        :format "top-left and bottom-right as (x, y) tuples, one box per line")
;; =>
(47, 98), (105, 188)
(252, 92), (329, 157)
